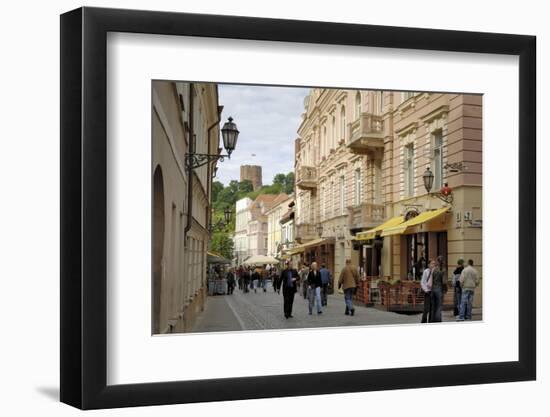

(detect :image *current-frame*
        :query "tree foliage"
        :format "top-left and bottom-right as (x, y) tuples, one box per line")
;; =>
(210, 172), (295, 260)
(211, 231), (234, 260)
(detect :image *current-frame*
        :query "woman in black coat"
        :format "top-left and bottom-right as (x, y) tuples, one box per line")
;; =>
(306, 262), (323, 315)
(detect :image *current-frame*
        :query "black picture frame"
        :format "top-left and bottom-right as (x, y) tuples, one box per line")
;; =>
(60, 6), (536, 410)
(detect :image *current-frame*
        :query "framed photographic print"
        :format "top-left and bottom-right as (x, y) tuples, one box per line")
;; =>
(60, 6), (536, 410)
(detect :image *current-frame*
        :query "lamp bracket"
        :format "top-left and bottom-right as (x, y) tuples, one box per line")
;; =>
(186, 153), (229, 170)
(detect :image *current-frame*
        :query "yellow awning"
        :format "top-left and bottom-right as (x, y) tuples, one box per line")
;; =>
(286, 237), (334, 255)
(381, 207), (450, 237)
(356, 216), (405, 241)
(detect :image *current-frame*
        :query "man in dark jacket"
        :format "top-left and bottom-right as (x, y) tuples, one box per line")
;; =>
(319, 264), (331, 306)
(226, 268), (236, 295)
(279, 261), (299, 319)
(306, 262), (323, 315)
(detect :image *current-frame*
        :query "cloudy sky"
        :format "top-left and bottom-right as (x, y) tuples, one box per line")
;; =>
(216, 84), (310, 186)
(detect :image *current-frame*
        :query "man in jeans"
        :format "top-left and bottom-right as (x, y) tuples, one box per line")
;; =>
(457, 259), (480, 321)
(319, 264), (331, 306)
(338, 259), (360, 316)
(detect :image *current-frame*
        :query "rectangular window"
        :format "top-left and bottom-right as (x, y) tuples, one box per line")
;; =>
(374, 161), (382, 204)
(320, 185), (325, 220)
(404, 144), (415, 197)
(331, 114), (336, 149)
(354, 168), (362, 206)
(433, 130), (443, 190)
(402, 91), (415, 102)
(340, 175), (345, 214)
(330, 180), (334, 217)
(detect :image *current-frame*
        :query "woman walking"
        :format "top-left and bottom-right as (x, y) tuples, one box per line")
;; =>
(306, 262), (323, 315)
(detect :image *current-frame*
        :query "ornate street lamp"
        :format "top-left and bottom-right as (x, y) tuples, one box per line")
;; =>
(423, 167), (454, 204)
(221, 116), (239, 157)
(423, 167), (434, 193)
(186, 116), (239, 169)
(223, 207), (232, 224)
(316, 224), (323, 237)
(209, 207), (233, 234)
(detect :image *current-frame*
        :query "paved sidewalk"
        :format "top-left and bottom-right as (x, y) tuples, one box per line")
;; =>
(191, 283), (481, 333)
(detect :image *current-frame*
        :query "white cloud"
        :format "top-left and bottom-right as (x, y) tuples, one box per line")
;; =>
(216, 84), (309, 186)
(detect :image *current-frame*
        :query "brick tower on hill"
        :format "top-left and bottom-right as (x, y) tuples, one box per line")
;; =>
(240, 165), (263, 191)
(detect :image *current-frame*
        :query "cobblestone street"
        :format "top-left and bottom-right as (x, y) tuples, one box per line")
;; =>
(192, 282), (481, 333)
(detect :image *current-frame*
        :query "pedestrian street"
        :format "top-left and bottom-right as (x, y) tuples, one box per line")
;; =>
(192, 282), (480, 333)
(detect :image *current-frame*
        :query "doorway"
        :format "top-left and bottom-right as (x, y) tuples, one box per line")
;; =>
(153, 166), (165, 334)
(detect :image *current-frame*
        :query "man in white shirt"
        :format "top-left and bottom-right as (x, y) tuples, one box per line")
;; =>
(420, 259), (435, 323)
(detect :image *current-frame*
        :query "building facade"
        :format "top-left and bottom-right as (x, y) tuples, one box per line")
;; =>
(234, 197), (253, 266)
(266, 194), (294, 258)
(233, 193), (288, 264)
(152, 81), (222, 333)
(292, 89), (482, 307)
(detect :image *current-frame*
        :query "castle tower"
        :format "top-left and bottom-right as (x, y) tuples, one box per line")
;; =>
(240, 165), (263, 191)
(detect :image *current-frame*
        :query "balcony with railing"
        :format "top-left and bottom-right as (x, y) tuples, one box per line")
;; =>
(295, 223), (318, 243)
(296, 165), (318, 190)
(347, 113), (384, 154)
(348, 202), (385, 230)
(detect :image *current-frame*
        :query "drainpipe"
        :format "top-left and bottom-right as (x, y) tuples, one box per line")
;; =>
(205, 106), (221, 233)
(185, 83), (194, 237)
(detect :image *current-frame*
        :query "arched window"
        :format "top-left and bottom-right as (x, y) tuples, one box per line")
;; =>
(355, 92), (361, 120)
(340, 106), (346, 141)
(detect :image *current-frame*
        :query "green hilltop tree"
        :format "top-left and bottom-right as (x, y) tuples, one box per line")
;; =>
(209, 171), (294, 261)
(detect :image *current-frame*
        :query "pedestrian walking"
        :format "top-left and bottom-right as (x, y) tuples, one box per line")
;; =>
(261, 267), (268, 293)
(319, 264), (331, 306)
(457, 259), (480, 321)
(252, 268), (260, 293)
(299, 264), (310, 299)
(420, 259), (435, 323)
(430, 256), (448, 322)
(236, 266), (243, 291)
(452, 259), (465, 316)
(242, 268), (250, 293)
(273, 268), (281, 293)
(306, 262), (323, 315)
(279, 261), (299, 319)
(338, 259), (360, 316)
(226, 268), (236, 295)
